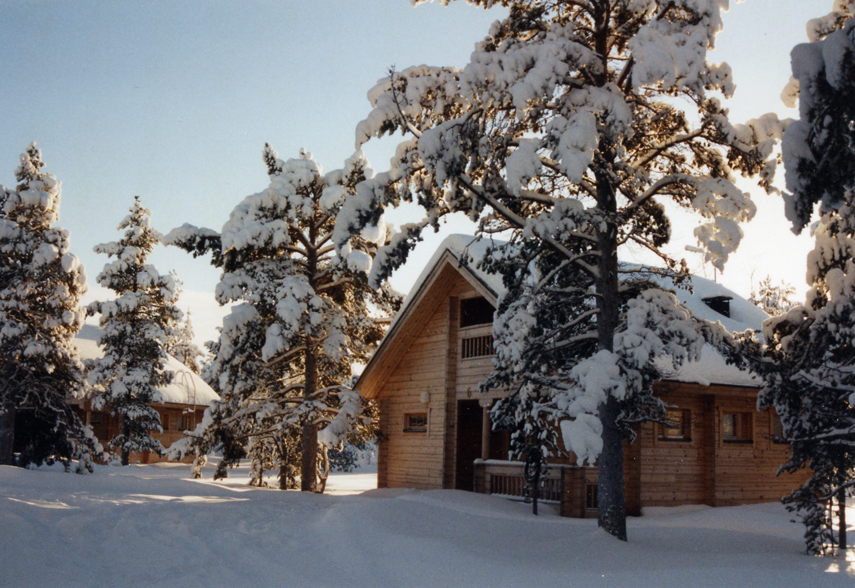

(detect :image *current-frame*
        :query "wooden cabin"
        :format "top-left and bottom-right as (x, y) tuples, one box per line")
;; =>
(71, 324), (219, 464)
(356, 236), (809, 517)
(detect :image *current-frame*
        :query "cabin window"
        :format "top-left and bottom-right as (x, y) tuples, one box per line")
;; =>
(404, 413), (428, 433)
(461, 334), (494, 359)
(89, 412), (102, 425)
(659, 408), (691, 441)
(702, 296), (732, 318)
(771, 413), (787, 443)
(162, 413), (170, 431)
(177, 415), (187, 431)
(722, 412), (752, 443)
(460, 297), (494, 328)
(586, 483), (599, 510)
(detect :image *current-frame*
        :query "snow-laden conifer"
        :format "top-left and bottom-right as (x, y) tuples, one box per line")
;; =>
(336, 0), (778, 540)
(87, 197), (181, 466)
(0, 143), (98, 471)
(164, 280), (207, 374)
(757, 1), (855, 555)
(167, 146), (399, 491)
(749, 275), (796, 317)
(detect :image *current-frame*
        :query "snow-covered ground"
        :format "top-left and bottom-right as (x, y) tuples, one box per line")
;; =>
(1, 462), (852, 588)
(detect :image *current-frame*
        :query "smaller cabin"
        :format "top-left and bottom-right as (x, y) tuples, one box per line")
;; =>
(71, 324), (219, 464)
(356, 236), (809, 517)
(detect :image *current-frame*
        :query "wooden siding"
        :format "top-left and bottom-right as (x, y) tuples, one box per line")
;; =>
(442, 296), (459, 489)
(377, 282), (451, 490)
(635, 382), (809, 509)
(77, 401), (206, 464)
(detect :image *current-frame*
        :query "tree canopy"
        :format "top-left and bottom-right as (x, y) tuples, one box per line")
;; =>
(87, 197), (181, 466)
(0, 144), (98, 471)
(335, 0), (778, 540)
(168, 146), (398, 491)
(757, 1), (855, 555)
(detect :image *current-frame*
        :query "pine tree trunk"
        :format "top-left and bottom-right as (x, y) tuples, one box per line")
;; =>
(121, 418), (130, 466)
(301, 339), (319, 492)
(839, 488), (847, 552)
(598, 395), (626, 540)
(595, 257), (627, 541)
(594, 159), (627, 541)
(300, 221), (320, 493)
(0, 406), (17, 466)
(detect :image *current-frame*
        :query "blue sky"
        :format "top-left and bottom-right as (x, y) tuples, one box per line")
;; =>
(0, 0), (834, 344)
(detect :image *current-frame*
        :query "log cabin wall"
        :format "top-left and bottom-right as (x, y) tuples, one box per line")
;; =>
(710, 390), (803, 506)
(375, 276), (453, 490)
(634, 388), (711, 508)
(442, 296), (459, 489)
(372, 262), (506, 491)
(634, 382), (809, 510)
(449, 279), (499, 490)
(77, 402), (206, 464)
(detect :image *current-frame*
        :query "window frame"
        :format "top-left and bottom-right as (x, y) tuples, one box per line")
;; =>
(721, 411), (753, 444)
(770, 412), (788, 444)
(658, 408), (692, 442)
(403, 413), (428, 433)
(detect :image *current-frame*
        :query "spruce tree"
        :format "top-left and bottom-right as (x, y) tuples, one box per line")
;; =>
(0, 143), (97, 470)
(757, 2), (855, 555)
(167, 145), (398, 491)
(87, 197), (181, 466)
(336, 0), (778, 540)
(749, 275), (796, 317)
(164, 279), (206, 374)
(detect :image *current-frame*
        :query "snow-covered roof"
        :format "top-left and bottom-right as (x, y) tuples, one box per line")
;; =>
(74, 324), (219, 406)
(647, 269), (767, 387)
(390, 235), (765, 388)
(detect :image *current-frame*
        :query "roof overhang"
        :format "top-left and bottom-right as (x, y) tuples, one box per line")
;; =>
(356, 249), (498, 399)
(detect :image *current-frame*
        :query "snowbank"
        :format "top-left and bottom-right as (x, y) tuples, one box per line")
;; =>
(0, 462), (851, 588)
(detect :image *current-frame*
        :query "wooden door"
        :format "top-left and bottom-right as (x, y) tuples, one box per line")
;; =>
(455, 400), (483, 490)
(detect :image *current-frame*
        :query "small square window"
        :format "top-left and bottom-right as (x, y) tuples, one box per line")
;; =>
(404, 413), (428, 433)
(722, 412), (752, 443)
(89, 412), (102, 425)
(659, 408), (691, 441)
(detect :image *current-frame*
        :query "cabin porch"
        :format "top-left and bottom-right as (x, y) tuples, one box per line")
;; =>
(473, 460), (600, 518)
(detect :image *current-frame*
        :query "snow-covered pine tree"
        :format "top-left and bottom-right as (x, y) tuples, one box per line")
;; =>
(758, 1), (855, 555)
(87, 196), (181, 466)
(336, 0), (779, 540)
(165, 310), (205, 374)
(166, 145), (399, 491)
(0, 143), (97, 471)
(164, 277), (206, 374)
(749, 275), (796, 317)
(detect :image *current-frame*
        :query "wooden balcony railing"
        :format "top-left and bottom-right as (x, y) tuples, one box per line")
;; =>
(461, 334), (494, 359)
(473, 459), (599, 518)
